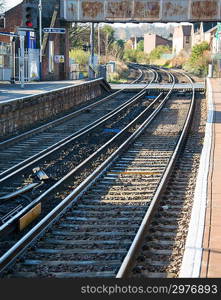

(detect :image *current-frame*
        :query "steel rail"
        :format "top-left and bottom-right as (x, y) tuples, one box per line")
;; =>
(0, 90), (163, 236)
(0, 69), (175, 275)
(0, 68), (155, 181)
(116, 70), (195, 278)
(0, 67), (158, 235)
(0, 67), (145, 150)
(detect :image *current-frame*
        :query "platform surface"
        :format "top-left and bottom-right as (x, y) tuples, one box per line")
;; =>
(179, 77), (221, 278)
(0, 80), (86, 102)
(200, 78), (221, 278)
(110, 82), (205, 91)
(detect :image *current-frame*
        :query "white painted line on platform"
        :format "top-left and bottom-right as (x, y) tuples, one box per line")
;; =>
(179, 78), (214, 278)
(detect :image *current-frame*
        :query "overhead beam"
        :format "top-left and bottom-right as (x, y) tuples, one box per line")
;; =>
(60, 0), (221, 23)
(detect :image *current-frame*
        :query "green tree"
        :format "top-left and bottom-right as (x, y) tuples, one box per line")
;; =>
(184, 41), (210, 76)
(189, 41), (210, 65)
(69, 24), (91, 49)
(69, 49), (90, 65)
(149, 45), (171, 62)
(69, 24), (116, 62)
(123, 48), (149, 64)
(109, 39), (125, 59)
(123, 49), (138, 63)
(137, 40), (144, 52)
(101, 25), (115, 59)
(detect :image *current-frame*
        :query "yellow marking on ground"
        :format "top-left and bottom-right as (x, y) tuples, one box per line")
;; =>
(19, 203), (41, 231)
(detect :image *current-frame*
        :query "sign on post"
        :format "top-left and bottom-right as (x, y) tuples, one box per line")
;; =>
(215, 22), (221, 40)
(54, 55), (65, 63)
(0, 31), (18, 37)
(43, 28), (66, 34)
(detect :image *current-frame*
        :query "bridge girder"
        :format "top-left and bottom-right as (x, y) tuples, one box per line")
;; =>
(60, 0), (221, 23)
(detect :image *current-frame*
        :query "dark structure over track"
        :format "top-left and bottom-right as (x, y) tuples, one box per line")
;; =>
(60, 0), (221, 22)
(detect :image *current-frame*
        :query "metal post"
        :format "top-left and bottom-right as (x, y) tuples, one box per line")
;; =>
(19, 32), (25, 88)
(10, 37), (16, 84)
(89, 22), (95, 79)
(97, 23), (100, 64)
(39, 0), (42, 80)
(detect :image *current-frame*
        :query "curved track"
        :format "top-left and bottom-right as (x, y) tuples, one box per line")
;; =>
(0, 66), (158, 239)
(0, 67), (199, 278)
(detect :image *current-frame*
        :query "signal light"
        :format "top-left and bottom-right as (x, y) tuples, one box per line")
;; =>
(25, 7), (33, 27)
(22, 2), (38, 29)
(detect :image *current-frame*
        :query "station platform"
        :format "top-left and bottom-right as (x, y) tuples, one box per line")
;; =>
(180, 77), (221, 278)
(0, 79), (86, 102)
(110, 82), (205, 92)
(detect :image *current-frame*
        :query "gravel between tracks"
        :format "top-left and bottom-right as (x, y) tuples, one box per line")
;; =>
(131, 94), (207, 278)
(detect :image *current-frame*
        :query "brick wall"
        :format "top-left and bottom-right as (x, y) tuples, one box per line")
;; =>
(0, 79), (111, 138)
(0, 0), (70, 80)
(0, 4), (22, 43)
(144, 34), (172, 54)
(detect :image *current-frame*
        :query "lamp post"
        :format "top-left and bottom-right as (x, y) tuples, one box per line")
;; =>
(38, 0), (42, 80)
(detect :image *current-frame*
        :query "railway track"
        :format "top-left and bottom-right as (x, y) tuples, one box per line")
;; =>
(0, 66), (148, 175)
(130, 90), (206, 278)
(0, 66), (160, 241)
(0, 68), (200, 278)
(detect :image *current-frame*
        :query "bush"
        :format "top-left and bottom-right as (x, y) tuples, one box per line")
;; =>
(69, 49), (90, 65)
(183, 42), (211, 76)
(108, 72), (120, 82)
(123, 49), (138, 62)
(123, 49), (149, 64)
(149, 45), (171, 63)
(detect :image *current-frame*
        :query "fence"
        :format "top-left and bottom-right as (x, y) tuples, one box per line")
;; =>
(16, 49), (39, 82)
(69, 63), (88, 80)
(0, 42), (12, 81)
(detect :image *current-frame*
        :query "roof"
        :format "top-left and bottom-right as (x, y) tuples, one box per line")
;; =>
(206, 25), (218, 33)
(202, 22), (217, 32)
(193, 22), (217, 33)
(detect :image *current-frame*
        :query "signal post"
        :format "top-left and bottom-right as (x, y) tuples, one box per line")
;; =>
(17, 0), (38, 86)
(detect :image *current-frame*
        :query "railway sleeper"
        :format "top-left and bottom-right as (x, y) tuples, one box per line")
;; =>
(22, 259), (120, 267)
(7, 271), (115, 278)
(65, 214), (143, 221)
(58, 220), (139, 232)
(70, 210), (145, 216)
(34, 248), (127, 255)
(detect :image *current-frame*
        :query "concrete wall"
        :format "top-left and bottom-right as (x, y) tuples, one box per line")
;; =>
(144, 34), (172, 54)
(183, 35), (192, 53)
(156, 35), (172, 48)
(173, 25), (192, 54)
(144, 34), (156, 54)
(0, 79), (111, 138)
(173, 26), (184, 54)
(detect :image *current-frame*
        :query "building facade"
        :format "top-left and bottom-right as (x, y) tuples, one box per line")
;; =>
(0, 0), (70, 82)
(172, 25), (192, 55)
(144, 34), (172, 54)
(191, 22), (217, 47)
(129, 36), (144, 50)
